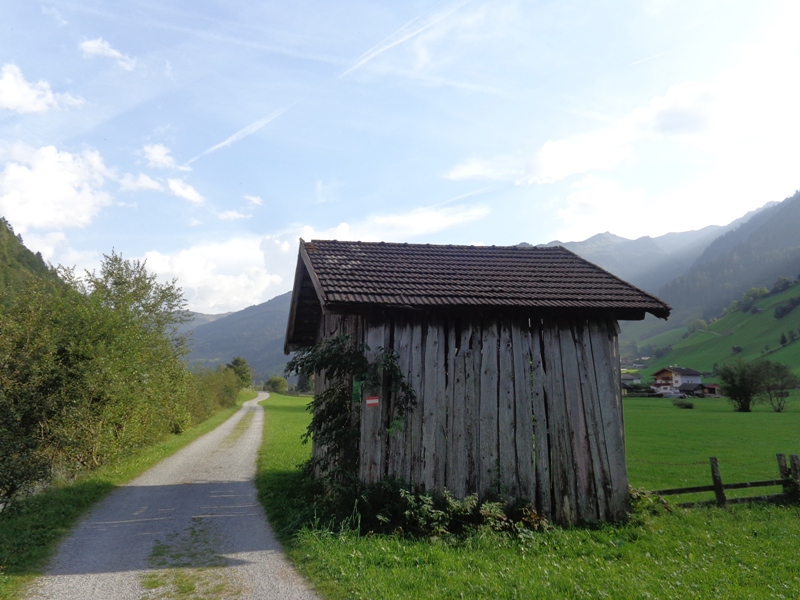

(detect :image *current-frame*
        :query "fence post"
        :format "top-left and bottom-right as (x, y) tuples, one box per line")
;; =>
(790, 455), (800, 500)
(710, 457), (726, 507)
(777, 453), (791, 495)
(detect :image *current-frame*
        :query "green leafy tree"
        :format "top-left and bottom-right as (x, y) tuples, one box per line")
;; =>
(296, 372), (312, 393)
(758, 361), (797, 413)
(265, 375), (288, 393)
(688, 319), (707, 334)
(226, 356), (252, 388)
(0, 252), (193, 506)
(718, 359), (764, 412)
(740, 287), (769, 312)
(772, 276), (792, 294)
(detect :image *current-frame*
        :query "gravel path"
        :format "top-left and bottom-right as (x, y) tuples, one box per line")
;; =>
(26, 393), (320, 600)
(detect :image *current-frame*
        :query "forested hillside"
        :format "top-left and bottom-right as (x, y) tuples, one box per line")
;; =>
(659, 191), (800, 321)
(640, 278), (800, 378)
(0, 218), (57, 306)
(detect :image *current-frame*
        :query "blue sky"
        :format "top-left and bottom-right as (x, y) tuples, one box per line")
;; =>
(2, 0), (799, 313)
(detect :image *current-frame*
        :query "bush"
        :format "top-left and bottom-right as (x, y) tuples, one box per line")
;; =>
(265, 376), (288, 393)
(187, 367), (240, 424)
(672, 399), (694, 409)
(774, 297), (800, 319)
(298, 475), (547, 538)
(0, 253), (197, 508)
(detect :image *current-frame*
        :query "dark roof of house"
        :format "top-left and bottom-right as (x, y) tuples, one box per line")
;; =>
(654, 366), (703, 377)
(678, 382), (704, 391)
(285, 239), (671, 352)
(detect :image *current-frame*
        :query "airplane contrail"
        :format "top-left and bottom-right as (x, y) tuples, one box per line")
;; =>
(185, 103), (296, 165)
(338, 0), (472, 79)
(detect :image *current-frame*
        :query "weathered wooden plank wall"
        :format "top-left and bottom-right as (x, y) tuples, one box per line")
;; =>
(315, 311), (628, 525)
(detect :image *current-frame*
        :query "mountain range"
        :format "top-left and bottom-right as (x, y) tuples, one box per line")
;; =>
(183, 191), (800, 378)
(3, 190), (799, 381)
(540, 202), (775, 296)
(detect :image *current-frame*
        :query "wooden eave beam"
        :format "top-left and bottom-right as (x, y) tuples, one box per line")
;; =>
(284, 239), (326, 354)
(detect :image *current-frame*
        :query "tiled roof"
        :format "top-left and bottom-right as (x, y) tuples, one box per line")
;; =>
(302, 239), (670, 316)
(285, 240), (671, 351)
(657, 367), (703, 376)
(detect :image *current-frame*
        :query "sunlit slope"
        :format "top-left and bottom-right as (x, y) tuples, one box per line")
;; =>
(643, 281), (800, 378)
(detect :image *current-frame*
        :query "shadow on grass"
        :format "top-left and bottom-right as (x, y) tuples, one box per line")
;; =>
(260, 404), (311, 414)
(255, 468), (318, 544)
(0, 480), (115, 577)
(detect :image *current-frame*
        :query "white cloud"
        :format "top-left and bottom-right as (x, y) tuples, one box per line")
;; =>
(119, 172), (163, 191)
(445, 156), (524, 182)
(244, 194), (263, 206)
(22, 231), (98, 270)
(80, 38), (137, 71)
(219, 210), (251, 221)
(142, 143), (189, 171)
(0, 144), (112, 232)
(552, 176), (647, 242)
(167, 178), (204, 204)
(352, 204), (489, 240)
(447, 81), (715, 186)
(0, 64), (83, 113)
(41, 6), (68, 26)
(314, 180), (341, 204)
(144, 237), (285, 313)
(140, 202), (490, 313)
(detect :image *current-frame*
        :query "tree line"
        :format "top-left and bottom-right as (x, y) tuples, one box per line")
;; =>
(0, 252), (246, 509)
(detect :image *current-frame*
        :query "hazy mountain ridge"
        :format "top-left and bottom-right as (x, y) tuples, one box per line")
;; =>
(659, 192), (800, 321)
(183, 292), (292, 382)
(542, 202), (773, 295)
(177, 311), (232, 336)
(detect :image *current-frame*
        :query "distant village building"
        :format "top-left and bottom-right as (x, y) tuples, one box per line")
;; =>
(651, 366), (703, 395)
(621, 373), (642, 385)
(285, 240), (671, 525)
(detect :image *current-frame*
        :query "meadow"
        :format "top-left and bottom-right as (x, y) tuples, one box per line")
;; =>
(258, 393), (800, 599)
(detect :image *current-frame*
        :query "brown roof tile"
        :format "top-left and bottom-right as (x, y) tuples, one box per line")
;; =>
(303, 239), (670, 316)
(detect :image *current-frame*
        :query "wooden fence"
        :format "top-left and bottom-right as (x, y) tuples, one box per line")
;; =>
(651, 453), (800, 507)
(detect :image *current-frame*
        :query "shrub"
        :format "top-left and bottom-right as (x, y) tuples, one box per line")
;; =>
(0, 253), (195, 508)
(774, 296), (800, 319)
(672, 399), (694, 409)
(265, 376), (288, 393)
(297, 475), (546, 538)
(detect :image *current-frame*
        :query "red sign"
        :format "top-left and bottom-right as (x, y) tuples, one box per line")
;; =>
(365, 396), (380, 407)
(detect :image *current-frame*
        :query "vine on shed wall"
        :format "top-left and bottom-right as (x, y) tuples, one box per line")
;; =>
(285, 333), (416, 479)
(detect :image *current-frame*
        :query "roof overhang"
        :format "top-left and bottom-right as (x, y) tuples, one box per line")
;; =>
(284, 240), (327, 353)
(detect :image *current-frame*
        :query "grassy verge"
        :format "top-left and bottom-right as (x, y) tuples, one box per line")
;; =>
(625, 396), (800, 503)
(257, 393), (800, 599)
(0, 388), (257, 600)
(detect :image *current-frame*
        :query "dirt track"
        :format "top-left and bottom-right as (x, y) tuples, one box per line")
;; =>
(26, 393), (319, 600)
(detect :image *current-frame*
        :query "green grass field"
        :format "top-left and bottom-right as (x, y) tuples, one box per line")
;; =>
(258, 393), (800, 599)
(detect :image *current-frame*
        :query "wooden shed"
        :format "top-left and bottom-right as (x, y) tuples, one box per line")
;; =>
(284, 240), (670, 525)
